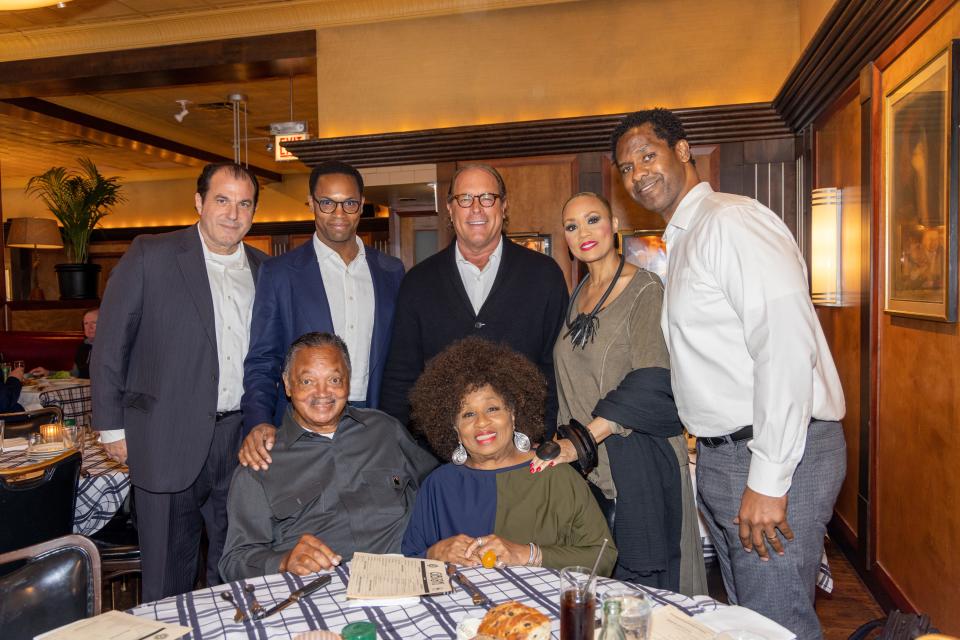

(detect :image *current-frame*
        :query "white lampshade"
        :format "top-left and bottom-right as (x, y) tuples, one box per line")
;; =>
(810, 188), (842, 306)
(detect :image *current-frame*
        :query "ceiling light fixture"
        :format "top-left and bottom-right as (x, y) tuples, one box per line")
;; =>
(173, 99), (190, 123)
(228, 93), (249, 166)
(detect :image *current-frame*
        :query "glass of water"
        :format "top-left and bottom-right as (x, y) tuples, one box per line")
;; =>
(603, 590), (651, 640)
(62, 424), (80, 449)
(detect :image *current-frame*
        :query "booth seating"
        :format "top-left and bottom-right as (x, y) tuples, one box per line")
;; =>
(0, 331), (84, 372)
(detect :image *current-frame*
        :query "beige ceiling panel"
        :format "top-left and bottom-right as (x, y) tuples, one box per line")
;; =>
(0, 0), (579, 59)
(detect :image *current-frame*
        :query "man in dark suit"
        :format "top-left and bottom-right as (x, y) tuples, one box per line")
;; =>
(379, 164), (568, 438)
(92, 163), (267, 601)
(237, 160), (404, 471)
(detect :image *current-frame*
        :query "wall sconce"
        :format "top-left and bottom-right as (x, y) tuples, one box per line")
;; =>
(810, 187), (842, 306)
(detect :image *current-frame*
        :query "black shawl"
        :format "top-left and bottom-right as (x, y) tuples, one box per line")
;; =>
(593, 366), (683, 590)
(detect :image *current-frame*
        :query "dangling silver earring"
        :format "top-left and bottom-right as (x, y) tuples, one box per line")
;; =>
(452, 441), (468, 465)
(513, 430), (531, 452)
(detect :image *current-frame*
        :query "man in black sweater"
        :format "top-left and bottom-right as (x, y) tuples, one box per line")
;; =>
(380, 164), (568, 439)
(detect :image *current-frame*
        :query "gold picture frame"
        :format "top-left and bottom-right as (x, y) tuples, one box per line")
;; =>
(883, 43), (959, 321)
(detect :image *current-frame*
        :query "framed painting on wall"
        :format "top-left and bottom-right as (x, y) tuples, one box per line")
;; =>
(507, 232), (552, 256)
(883, 41), (959, 321)
(617, 229), (667, 283)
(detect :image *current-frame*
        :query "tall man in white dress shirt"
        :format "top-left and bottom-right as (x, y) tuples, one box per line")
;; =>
(92, 163), (267, 600)
(238, 160), (404, 470)
(612, 108), (846, 639)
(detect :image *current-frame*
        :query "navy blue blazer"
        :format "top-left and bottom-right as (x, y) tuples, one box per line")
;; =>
(241, 239), (404, 432)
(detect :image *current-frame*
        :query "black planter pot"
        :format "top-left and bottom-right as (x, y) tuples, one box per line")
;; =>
(55, 263), (102, 300)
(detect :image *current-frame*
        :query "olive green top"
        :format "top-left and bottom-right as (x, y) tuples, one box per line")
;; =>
(495, 462), (617, 576)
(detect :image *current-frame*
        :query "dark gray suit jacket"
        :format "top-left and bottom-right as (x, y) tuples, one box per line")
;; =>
(91, 224), (267, 493)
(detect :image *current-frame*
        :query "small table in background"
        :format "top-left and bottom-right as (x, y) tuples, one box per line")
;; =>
(17, 377), (90, 412)
(0, 433), (129, 536)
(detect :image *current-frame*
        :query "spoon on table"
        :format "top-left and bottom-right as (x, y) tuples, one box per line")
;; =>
(244, 583), (265, 619)
(220, 590), (246, 623)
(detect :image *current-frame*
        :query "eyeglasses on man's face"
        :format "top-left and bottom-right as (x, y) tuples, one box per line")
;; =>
(450, 192), (502, 208)
(312, 195), (362, 215)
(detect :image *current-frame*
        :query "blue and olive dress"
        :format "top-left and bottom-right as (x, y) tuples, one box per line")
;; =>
(401, 460), (617, 575)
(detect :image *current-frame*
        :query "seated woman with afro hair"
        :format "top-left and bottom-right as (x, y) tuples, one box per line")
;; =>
(401, 336), (616, 575)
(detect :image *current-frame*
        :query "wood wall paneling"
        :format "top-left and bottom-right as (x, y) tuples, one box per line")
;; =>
(813, 84), (864, 543)
(773, 0), (936, 130)
(873, 3), (960, 631)
(286, 103), (792, 169)
(473, 155), (577, 290)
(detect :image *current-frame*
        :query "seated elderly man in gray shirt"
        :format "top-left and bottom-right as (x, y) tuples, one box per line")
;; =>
(219, 332), (438, 580)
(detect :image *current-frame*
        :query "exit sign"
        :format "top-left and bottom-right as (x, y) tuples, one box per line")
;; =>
(275, 133), (308, 162)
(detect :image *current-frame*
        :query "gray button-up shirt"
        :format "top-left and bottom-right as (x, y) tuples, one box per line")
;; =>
(219, 406), (438, 580)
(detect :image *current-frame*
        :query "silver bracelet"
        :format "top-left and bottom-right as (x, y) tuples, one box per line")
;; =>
(527, 542), (536, 566)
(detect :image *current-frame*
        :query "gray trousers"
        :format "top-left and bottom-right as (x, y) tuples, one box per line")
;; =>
(696, 420), (845, 640)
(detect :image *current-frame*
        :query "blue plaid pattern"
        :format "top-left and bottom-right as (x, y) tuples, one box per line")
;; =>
(0, 433), (129, 536)
(128, 564), (727, 639)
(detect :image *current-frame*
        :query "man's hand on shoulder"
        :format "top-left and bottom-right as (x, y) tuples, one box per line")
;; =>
(239, 423), (277, 470)
(102, 439), (128, 465)
(735, 486), (794, 560)
(279, 534), (341, 575)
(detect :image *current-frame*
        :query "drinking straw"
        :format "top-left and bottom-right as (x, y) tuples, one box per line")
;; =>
(582, 538), (609, 599)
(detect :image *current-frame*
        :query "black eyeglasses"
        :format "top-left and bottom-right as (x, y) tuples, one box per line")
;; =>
(450, 193), (501, 208)
(312, 195), (362, 215)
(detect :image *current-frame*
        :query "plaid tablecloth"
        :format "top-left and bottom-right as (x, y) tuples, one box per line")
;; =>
(18, 378), (90, 412)
(130, 564), (733, 640)
(0, 434), (129, 536)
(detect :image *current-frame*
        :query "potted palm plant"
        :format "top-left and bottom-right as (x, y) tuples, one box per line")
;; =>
(25, 158), (124, 299)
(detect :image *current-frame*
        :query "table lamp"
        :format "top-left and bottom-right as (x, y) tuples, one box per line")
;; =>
(6, 217), (63, 301)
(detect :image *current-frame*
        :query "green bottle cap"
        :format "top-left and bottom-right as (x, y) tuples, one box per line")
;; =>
(341, 621), (377, 640)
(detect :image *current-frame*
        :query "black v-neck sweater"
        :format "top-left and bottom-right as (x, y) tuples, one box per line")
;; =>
(380, 238), (569, 433)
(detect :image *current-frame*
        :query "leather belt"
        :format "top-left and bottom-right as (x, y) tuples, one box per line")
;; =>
(215, 410), (241, 421)
(698, 425), (753, 448)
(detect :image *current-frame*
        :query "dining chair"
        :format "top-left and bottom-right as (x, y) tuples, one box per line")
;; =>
(0, 448), (81, 554)
(0, 406), (63, 439)
(39, 384), (92, 428)
(91, 493), (143, 609)
(0, 534), (101, 640)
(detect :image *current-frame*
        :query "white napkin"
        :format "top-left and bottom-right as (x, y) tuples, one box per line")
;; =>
(341, 595), (420, 609)
(695, 606), (795, 640)
(1, 437), (29, 452)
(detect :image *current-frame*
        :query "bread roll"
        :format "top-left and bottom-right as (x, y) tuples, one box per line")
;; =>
(477, 601), (550, 640)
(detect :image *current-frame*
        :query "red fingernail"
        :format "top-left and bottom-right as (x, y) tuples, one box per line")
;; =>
(550, 461), (555, 466)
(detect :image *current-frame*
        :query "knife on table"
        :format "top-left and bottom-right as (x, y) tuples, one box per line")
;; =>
(446, 564), (493, 609)
(255, 574), (332, 620)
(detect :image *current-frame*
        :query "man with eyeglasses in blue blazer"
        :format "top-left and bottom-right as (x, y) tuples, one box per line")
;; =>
(238, 160), (404, 471)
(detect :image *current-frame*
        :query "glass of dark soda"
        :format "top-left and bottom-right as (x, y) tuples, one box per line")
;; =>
(560, 566), (596, 640)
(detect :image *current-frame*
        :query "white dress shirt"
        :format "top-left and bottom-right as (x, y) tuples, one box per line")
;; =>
(455, 236), (503, 315)
(201, 228), (256, 412)
(313, 234), (375, 402)
(661, 182), (845, 497)
(100, 228), (255, 444)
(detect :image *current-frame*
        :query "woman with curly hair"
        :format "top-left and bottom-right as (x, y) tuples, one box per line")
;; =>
(401, 336), (616, 574)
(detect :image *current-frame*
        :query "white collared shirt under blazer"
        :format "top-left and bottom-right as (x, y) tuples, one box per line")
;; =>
(312, 233), (374, 402)
(660, 182), (845, 498)
(455, 235), (504, 315)
(200, 226), (255, 412)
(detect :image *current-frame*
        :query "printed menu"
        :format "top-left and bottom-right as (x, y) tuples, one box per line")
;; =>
(346, 553), (452, 599)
